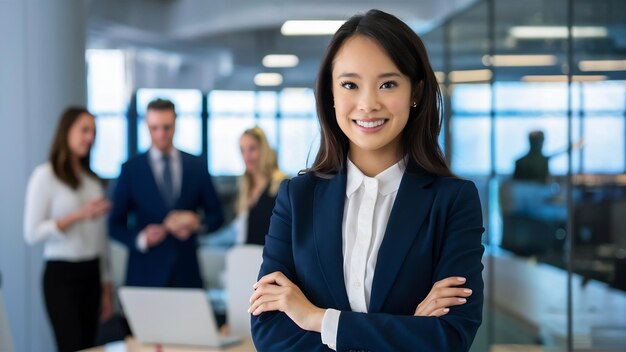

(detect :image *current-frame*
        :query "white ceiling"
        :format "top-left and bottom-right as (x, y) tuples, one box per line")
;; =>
(86, 0), (626, 90)
(87, 0), (478, 90)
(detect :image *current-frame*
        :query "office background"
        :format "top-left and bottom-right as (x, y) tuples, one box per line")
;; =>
(1, 0), (625, 351)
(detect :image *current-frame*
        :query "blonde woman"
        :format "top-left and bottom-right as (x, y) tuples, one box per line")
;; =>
(235, 127), (287, 245)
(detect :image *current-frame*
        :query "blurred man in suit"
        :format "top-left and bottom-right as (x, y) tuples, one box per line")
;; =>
(109, 99), (223, 288)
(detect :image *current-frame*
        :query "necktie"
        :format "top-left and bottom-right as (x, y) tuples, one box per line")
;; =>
(162, 154), (175, 206)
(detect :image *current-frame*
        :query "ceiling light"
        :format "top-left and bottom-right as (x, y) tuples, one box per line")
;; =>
(281, 87), (310, 93)
(579, 60), (626, 72)
(254, 73), (283, 86)
(262, 54), (299, 68)
(482, 55), (558, 67)
(449, 69), (492, 83)
(510, 26), (608, 39)
(281, 20), (345, 36)
(521, 75), (607, 82)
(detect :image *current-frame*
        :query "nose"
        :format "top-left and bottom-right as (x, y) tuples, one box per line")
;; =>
(86, 130), (95, 144)
(154, 127), (165, 139)
(357, 88), (381, 113)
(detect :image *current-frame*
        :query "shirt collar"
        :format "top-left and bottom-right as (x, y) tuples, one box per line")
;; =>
(346, 159), (364, 197)
(346, 157), (406, 197)
(149, 147), (179, 163)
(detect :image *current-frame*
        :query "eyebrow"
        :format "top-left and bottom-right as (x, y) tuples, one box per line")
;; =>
(336, 72), (403, 79)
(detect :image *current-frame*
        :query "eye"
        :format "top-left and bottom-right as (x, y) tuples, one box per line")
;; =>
(380, 81), (398, 89)
(340, 81), (357, 90)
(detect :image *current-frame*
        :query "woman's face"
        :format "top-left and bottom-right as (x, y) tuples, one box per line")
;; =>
(332, 35), (413, 159)
(240, 134), (261, 173)
(67, 113), (96, 158)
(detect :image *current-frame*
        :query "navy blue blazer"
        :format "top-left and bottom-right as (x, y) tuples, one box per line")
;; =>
(251, 165), (484, 351)
(108, 151), (224, 288)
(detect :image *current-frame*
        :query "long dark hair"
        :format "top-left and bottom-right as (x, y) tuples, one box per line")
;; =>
(48, 106), (98, 189)
(310, 9), (453, 177)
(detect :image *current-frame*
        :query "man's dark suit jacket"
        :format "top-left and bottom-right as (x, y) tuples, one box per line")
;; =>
(108, 150), (223, 288)
(251, 164), (485, 351)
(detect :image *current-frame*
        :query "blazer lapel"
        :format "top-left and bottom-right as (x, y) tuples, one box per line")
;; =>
(175, 152), (188, 208)
(369, 170), (435, 313)
(314, 171), (351, 311)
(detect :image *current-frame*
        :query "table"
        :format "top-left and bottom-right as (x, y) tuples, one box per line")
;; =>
(83, 337), (255, 352)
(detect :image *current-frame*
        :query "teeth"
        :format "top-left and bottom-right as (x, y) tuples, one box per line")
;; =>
(355, 119), (386, 128)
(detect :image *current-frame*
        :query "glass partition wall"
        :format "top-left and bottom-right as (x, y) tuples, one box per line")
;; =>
(571, 1), (626, 350)
(422, 0), (626, 350)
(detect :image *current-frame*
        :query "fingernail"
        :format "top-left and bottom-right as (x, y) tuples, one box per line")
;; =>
(458, 298), (466, 303)
(443, 308), (450, 313)
(457, 277), (466, 282)
(464, 289), (472, 294)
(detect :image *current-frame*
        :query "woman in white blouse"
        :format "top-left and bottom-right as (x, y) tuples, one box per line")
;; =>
(24, 107), (112, 352)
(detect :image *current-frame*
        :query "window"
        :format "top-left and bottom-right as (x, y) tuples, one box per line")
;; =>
(86, 49), (128, 178)
(207, 89), (319, 176)
(278, 89), (318, 175)
(208, 91), (255, 175)
(451, 116), (492, 175)
(450, 81), (624, 175)
(91, 115), (127, 179)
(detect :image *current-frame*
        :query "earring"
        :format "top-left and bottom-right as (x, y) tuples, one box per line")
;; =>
(411, 102), (417, 108)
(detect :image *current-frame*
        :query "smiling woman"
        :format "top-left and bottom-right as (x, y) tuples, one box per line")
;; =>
(331, 35), (414, 176)
(23, 107), (113, 352)
(250, 9), (485, 352)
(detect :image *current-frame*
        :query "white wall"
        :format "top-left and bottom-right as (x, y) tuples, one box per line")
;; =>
(0, 1), (87, 351)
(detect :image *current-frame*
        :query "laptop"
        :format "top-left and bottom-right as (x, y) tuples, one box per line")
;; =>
(118, 287), (241, 348)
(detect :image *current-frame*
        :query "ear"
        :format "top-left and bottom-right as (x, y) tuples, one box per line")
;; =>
(411, 80), (424, 106)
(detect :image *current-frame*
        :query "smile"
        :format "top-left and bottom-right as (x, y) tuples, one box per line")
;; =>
(354, 119), (388, 128)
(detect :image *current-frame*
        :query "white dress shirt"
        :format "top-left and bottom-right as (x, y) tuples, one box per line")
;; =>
(23, 163), (111, 282)
(148, 147), (182, 201)
(136, 147), (183, 252)
(321, 158), (406, 350)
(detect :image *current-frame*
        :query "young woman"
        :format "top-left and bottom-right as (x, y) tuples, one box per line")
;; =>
(235, 127), (287, 245)
(249, 10), (484, 351)
(24, 107), (112, 352)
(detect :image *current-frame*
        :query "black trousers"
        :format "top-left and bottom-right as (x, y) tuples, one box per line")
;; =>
(43, 259), (101, 352)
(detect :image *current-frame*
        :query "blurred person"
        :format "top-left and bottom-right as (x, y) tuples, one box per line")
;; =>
(234, 127), (287, 246)
(249, 10), (484, 351)
(108, 98), (224, 288)
(513, 130), (549, 183)
(513, 130), (584, 183)
(24, 107), (113, 352)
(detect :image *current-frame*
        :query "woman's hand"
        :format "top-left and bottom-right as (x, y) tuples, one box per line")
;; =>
(414, 277), (472, 317)
(80, 197), (111, 220)
(249, 271), (325, 332)
(56, 197), (111, 232)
